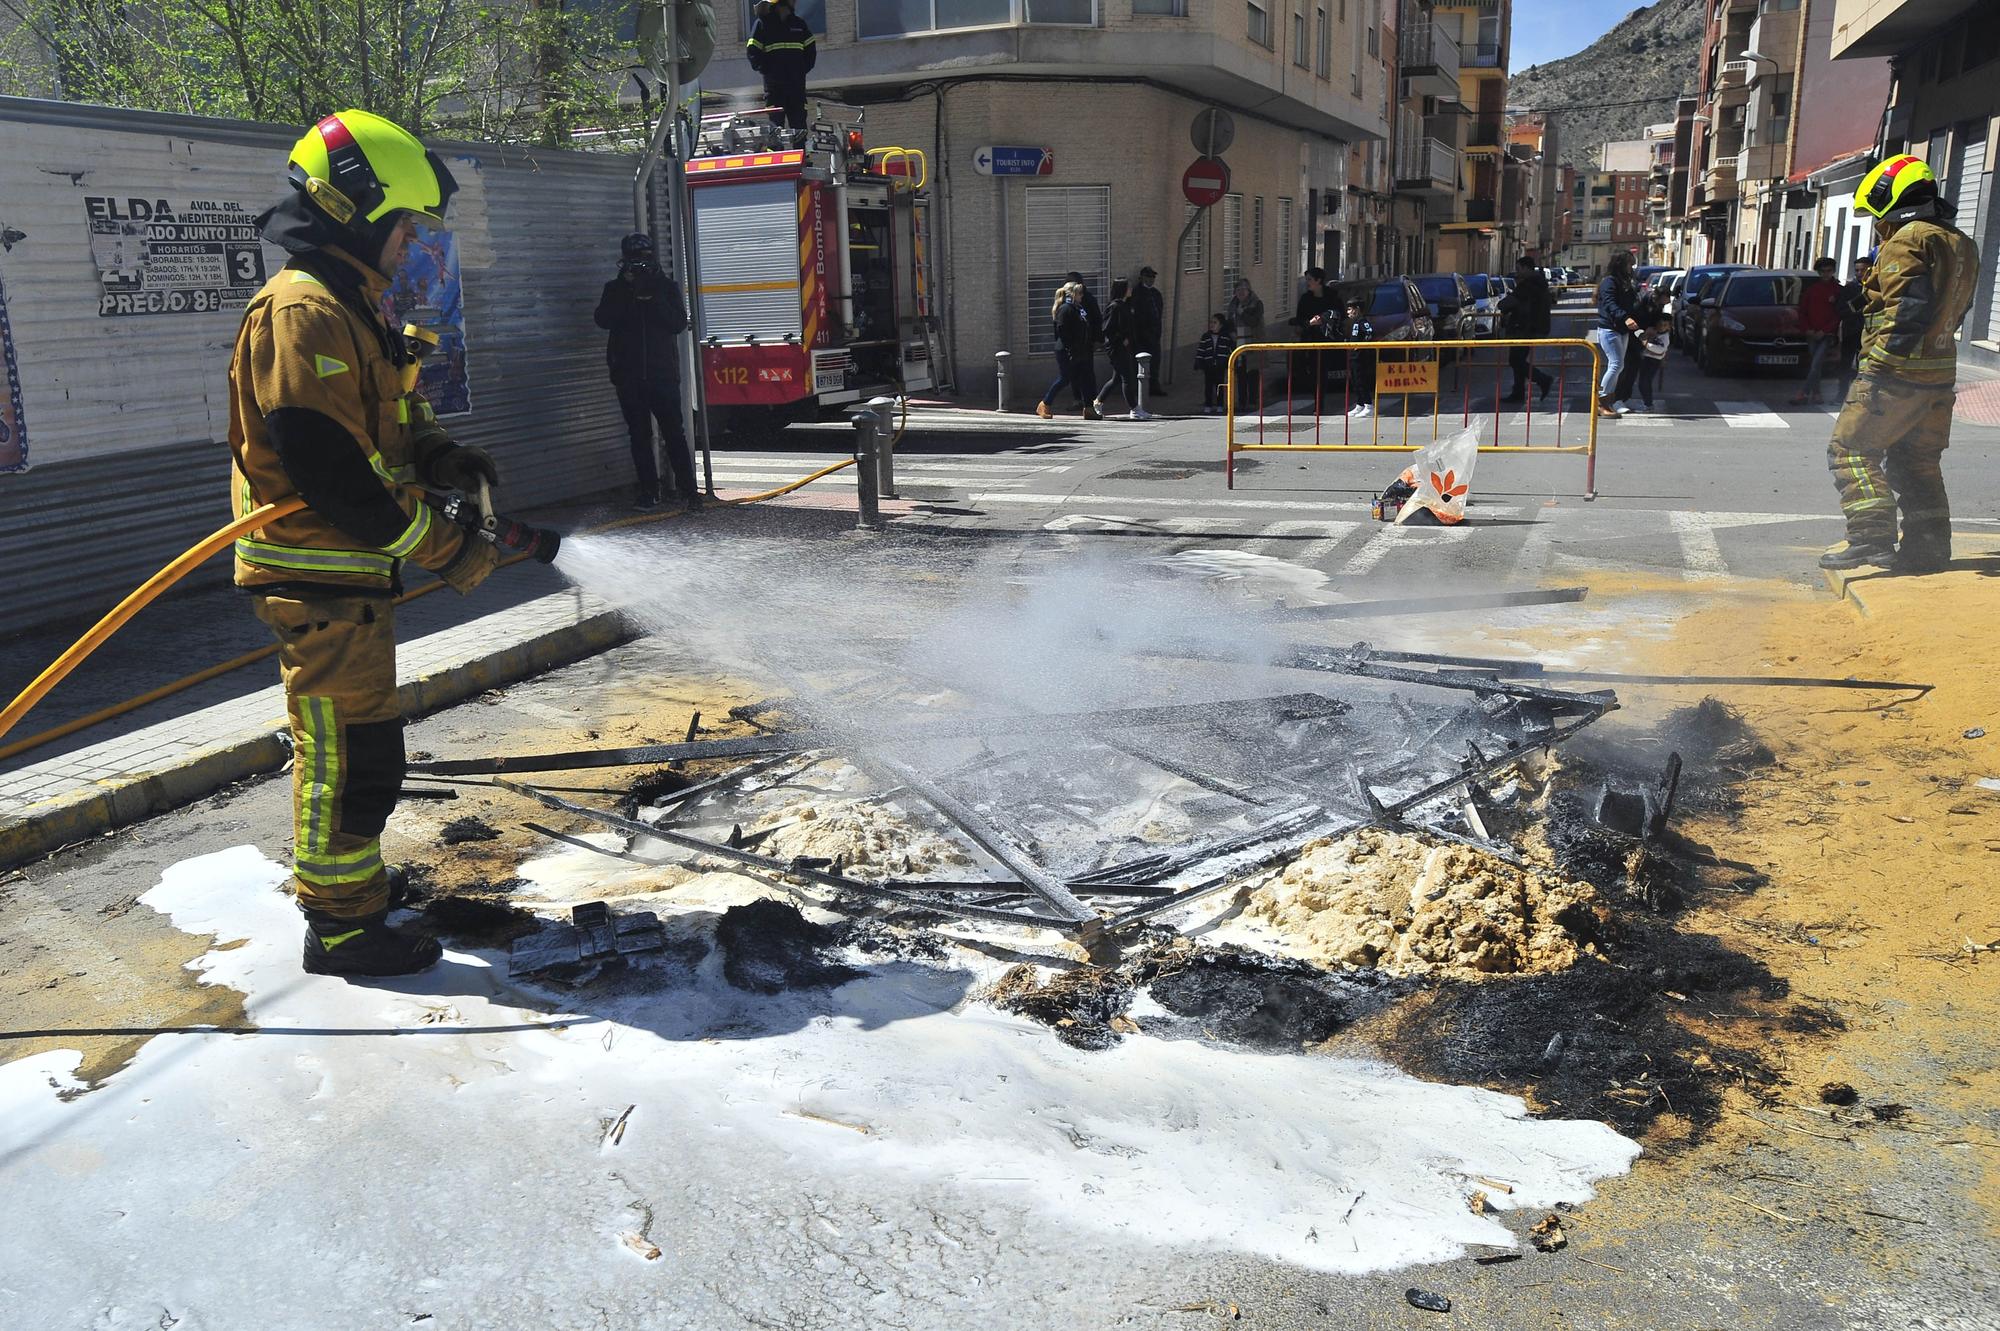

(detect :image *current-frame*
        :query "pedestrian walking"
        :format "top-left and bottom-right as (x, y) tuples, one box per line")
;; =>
(1835, 253), (1870, 400)
(233, 110), (512, 976)
(1066, 269), (1104, 410)
(1036, 283), (1101, 420)
(744, 0), (816, 137)
(596, 233), (696, 510)
(1196, 314), (1236, 414)
(1821, 156), (1980, 573)
(1610, 286), (1661, 411)
(1635, 315), (1671, 410)
(1792, 256), (1841, 405)
(1135, 266), (1166, 396)
(1094, 278), (1149, 419)
(1594, 251), (1640, 417)
(1499, 252), (1554, 402)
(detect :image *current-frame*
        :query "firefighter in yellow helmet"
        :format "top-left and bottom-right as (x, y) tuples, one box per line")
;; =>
(231, 110), (507, 977)
(1820, 155), (1980, 573)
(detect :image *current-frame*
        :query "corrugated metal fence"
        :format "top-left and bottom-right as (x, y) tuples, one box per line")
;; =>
(0, 97), (656, 636)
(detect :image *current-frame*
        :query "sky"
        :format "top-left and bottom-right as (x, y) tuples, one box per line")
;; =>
(1511, 0), (1638, 72)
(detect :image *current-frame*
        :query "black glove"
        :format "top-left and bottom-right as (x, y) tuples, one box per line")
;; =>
(430, 444), (500, 492)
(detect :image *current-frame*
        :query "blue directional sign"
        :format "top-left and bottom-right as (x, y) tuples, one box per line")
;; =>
(972, 146), (1053, 177)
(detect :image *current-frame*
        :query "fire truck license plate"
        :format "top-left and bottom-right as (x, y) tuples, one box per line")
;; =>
(813, 366), (845, 393)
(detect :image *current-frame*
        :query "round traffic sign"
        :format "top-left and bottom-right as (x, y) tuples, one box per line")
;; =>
(1190, 108), (1236, 156)
(1182, 156), (1230, 208)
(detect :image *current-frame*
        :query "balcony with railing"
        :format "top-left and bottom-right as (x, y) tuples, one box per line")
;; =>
(1459, 39), (1503, 68)
(1395, 134), (1460, 198)
(1705, 154), (1739, 201)
(1463, 119), (1505, 154)
(1744, 6), (1800, 77)
(1399, 17), (1461, 98)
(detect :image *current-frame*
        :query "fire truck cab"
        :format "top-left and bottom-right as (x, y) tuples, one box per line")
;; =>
(686, 103), (939, 426)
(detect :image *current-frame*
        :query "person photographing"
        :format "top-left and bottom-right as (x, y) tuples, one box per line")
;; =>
(595, 233), (696, 510)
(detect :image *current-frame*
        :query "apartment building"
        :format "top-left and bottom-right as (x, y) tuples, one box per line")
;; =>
(1678, 0), (1757, 265)
(1642, 119), (1676, 262)
(1394, 0), (1457, 273)
(1831, 0), (2000, 364)
(702, 0), (1393, 380)
(1424, 0), (1513, 273)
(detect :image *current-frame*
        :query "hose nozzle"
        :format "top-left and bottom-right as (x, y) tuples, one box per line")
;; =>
(487, 514), (563, 564)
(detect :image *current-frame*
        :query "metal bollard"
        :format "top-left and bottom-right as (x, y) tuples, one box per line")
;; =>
(1134, 353), (1152, 418)
(994, 351), (1011, 413)
(849, 404), (884, 530)
(871, 395), (900, 499)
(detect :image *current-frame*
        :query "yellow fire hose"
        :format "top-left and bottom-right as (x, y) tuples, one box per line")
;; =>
(0, 437), (906, 761)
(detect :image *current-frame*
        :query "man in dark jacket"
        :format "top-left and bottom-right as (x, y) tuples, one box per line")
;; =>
(1135, 265), (1166, 396)
(1500, 253), (1555, 402)
(594, 233), (696, 509)
(745, 0), (816, 136)
(1066, 269), (1104, 408)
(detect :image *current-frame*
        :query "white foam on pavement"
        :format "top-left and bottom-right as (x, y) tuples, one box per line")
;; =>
(0, 846), (1639, 1324)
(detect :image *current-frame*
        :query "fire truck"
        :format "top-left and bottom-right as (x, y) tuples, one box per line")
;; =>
(685, 103), (942, 426)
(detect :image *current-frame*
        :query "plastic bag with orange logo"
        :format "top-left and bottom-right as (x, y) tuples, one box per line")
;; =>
(1391, 424), (1480, 526)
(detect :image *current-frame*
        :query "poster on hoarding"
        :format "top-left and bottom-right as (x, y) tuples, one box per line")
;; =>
(0, 270), (25, 472)
(385, 223), (471, 417)
(85, 195), (268, 317)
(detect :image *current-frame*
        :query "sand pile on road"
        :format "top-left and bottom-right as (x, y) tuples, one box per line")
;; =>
(1247, 830), (1608, 978)
(754, 799), (969, 879)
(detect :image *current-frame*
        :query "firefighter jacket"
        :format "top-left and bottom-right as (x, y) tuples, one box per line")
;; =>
(1862, 217), (1980, 385)
(745, 10), (815, 101)
(227, 246), (479, 594)
(594, 267), (689, 385)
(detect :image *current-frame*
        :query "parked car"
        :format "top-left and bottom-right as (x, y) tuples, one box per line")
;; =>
(1462, 273), (1510, 336)
(1694, 270), (1814, 376)
(1407, 273), (1476, 340)
(1674, 264), (1753, 349)
(1635, 264), (1674, 289)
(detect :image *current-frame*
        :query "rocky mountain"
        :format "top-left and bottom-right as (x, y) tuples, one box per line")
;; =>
(1507, 0), (1704, 169)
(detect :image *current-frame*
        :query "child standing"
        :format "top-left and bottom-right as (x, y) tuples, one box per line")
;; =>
(1635, 315), (1670, 411)
(1196, 314), (1236, 415)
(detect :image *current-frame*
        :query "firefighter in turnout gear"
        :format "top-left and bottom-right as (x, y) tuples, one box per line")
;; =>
(1821, 155), (1981, 574)
(745, 0), (816, 135)
(231, 109), (506, 977)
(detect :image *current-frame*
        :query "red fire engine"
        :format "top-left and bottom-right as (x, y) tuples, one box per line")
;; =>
(686, 104), (941, 421)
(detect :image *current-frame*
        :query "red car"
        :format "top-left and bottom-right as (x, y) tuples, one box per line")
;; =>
(1695, 270), (1815, 377)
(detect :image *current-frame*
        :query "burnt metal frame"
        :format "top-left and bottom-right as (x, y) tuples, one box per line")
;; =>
(486, 668), (1617, 939)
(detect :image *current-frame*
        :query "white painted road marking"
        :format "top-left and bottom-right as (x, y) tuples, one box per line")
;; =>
(1244, 519), (1360, 566)
(1336, 522), (1470, 576)
(1713, 401), (1790, 429)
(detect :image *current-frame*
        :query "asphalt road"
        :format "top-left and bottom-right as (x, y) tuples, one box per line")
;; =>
(3, 348), (1997, 1328)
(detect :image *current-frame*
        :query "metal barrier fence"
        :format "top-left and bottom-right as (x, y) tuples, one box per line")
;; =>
(1223, 337), (1602, 498)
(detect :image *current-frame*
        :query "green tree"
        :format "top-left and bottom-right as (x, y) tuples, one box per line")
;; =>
(0, 0), (638, 146)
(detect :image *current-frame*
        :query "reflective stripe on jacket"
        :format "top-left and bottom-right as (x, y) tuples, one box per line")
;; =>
(1861, 217), (1980, 384)
(227, 248), (471, 592)
(746, 12), (816, 97)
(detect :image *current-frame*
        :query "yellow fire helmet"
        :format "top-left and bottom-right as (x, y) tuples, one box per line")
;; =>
(287, 110), (458, 229)
(1855, 154), (1937, 220)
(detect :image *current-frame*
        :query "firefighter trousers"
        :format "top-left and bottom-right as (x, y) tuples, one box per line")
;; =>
(251, 593), (404, 919)
(1827, 370), (1953, 548)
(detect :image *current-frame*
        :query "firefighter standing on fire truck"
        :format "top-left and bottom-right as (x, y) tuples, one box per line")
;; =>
(745, 0), (817, 136)
(232, 109), (509, 978)
(1820, 155), (1980, 574)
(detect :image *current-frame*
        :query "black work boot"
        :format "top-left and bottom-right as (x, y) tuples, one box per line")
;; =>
(1819, 540), (1895, 571)
(302, 908), (442, 978)
(1890, 536), (1952, 575)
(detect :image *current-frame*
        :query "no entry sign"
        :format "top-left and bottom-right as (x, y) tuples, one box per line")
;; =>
(1182, 157), (1230, 207)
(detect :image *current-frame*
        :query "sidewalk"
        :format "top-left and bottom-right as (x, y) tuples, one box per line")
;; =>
(0, 486), (895, 869)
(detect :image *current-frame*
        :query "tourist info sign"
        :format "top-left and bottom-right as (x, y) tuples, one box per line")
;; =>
(973, 146), (1054, 176)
